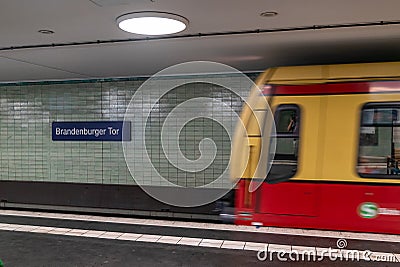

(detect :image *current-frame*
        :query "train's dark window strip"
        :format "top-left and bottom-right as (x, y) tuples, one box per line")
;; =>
(358, 102), (400, 179)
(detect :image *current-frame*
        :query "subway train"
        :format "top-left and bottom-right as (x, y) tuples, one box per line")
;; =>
(229, 61), (400, 234)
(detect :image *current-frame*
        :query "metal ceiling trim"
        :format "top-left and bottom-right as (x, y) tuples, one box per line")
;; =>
(1, 20), (400, 52)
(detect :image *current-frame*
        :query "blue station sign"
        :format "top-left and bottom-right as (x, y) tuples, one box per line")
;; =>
(52, 121), (131, 141)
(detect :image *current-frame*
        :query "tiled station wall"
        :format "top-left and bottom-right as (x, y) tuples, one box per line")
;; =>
(0, 74), (258, 188)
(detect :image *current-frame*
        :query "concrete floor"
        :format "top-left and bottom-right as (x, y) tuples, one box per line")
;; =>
(0, 210), (399, 267)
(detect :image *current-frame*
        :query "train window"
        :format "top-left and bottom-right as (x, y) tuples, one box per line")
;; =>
(358, 103), (400, 178)
(267, 104), (300, 183)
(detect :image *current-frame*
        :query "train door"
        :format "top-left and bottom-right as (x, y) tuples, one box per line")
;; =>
(356, 102), (400, 225)
(255, 96), (322, 217)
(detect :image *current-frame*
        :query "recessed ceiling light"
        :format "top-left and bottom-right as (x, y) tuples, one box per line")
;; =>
(260, 11), (278, 17)
(38, 29), (55, 34)
(117, 12), (188, 35)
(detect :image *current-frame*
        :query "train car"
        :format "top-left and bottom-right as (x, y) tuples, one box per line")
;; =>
(230, 61), (400, 234)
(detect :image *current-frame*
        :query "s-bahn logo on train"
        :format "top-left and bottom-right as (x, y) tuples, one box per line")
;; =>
(358, 202), (379, 219)
(358, 202), (400, 218)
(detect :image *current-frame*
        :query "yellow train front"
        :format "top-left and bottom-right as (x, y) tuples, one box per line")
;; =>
(231, 62), (400, 234)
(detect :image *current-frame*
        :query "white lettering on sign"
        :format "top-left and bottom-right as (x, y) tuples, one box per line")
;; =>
(108, 127), (120, 135)
(55, 127), (107, 137)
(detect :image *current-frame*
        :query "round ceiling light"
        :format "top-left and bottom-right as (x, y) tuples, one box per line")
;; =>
(260, 11), (278, 17)
(38, 29), (54, 34)
(117, 12), (188, 35)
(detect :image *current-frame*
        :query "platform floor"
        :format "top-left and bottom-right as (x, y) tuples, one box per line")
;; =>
(0, 209), (399, 266)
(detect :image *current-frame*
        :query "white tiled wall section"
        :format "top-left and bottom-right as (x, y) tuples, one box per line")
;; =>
(0, 74), (257, 187)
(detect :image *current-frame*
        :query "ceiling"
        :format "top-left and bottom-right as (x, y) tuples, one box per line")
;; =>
(1, 0), (400, 83)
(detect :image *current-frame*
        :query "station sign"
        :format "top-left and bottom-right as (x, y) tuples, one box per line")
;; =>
(52, 121), (131, 141)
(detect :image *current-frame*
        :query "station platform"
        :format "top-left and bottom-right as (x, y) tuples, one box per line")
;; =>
(0, 209), (399, 266)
